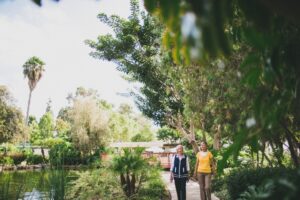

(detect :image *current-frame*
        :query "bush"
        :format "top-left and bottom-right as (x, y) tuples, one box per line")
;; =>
(136, 171), (169, 200)
(0, 156), (14, 165)
(7, 152), (26, 165)
(66, 169), (124, 200)
(43, 137), (66, 148)
(227, 167), (298, 200)
(49, 143), (81, 167)
(238, 169), (300, 200)
(26, 154), (45, 164)
(212, 176), (230, 200)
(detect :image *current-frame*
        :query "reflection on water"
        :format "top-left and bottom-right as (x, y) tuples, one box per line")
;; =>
(23, 189), (47, 200)
(0, 169), (77, 200)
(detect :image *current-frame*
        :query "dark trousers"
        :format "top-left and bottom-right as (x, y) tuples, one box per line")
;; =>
(174, 177), (187, 200)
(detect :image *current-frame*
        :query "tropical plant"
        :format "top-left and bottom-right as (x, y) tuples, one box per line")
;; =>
(22, 56), (45, 125)
(111, 148), (148, 198)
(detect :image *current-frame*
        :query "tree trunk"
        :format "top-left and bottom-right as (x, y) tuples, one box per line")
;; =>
(120, 174), (126, 195)
(190, 140), (199, 154)
(262, 150), (273, 167)
(202, 130), (207, 143)
(260, 143), (265, 166)
(25, 89), (32, 125)
(131, 174), (136, 194)
(213, 125), (221, 150)
(270, 140), (283, 167)
(281, 122), (300, 167)
(126, 172), (131, 197)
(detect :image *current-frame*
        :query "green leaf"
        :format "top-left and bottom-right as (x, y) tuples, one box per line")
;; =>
(242, 67), (262, 88)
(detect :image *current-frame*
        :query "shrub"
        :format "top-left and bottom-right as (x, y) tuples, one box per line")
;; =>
(226, 167), (297, 200)
(0, 156), (14, 165)
(212, 176), (230, 200)
(7, 152), (26, 165)
(238, 169), (300, 200)
(26, 154), (45, 165)
(66, 169), (124, 200)
(43, 137), (66, 148)
(49, 143), (81, 167)
(136, 168), (169, 200)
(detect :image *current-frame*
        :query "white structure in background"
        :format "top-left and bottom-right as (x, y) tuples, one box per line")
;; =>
(145, 146), (164, 153)
(109, 141), (178, 169)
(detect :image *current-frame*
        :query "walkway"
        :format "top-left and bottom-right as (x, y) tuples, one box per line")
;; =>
(161, 171), (219, 200)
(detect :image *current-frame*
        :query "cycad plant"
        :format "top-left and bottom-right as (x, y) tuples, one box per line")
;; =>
(111, 147), (148, 198)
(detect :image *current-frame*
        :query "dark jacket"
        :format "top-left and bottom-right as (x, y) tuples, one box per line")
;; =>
(171, 154), (189, 178)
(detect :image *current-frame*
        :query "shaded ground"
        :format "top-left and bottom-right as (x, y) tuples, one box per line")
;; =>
(161, 171), (219, 200)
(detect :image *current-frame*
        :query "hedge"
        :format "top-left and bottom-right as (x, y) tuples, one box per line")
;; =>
(226, 167), (298, 200)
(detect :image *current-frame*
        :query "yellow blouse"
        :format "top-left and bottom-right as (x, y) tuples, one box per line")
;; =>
(196, 151), (213, 173)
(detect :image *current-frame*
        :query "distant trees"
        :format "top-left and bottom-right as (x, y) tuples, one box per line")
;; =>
(68, 96), (109, 156)
(57, 87), (155, 155)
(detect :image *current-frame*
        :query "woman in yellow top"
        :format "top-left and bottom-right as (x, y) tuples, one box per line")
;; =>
(194, 141), (215, 200)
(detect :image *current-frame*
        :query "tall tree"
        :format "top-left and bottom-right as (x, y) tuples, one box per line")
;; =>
(86, 0), (251, 154)
(22, 56), (45, 125)
(0, 85), (25, 143)
(144, 0), (300, 167)
(68, 95), (109, 156)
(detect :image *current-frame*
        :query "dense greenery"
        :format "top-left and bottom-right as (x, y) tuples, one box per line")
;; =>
(212, 167), (300, 200)
(0, 86), (25, 144)
(67, 148), (169, 200)
(1, 0), (300, 199)
(49, 143), (81, 166)
(111, 148), (148, 197)
(144, 0), (300, 169)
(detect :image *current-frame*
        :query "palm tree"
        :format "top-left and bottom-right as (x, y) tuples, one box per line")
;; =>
(23, 56), (45, 125)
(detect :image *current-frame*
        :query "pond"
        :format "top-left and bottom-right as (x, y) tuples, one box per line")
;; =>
(0, 169), (78, 200)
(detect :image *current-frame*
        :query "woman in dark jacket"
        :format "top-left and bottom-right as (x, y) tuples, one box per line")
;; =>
(170, 145), (190, 200)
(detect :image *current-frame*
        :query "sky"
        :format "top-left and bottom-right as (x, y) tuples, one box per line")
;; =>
(0, 0), (140, 119)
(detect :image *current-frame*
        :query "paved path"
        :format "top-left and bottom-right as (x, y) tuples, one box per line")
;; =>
(161, 171), (219, 200)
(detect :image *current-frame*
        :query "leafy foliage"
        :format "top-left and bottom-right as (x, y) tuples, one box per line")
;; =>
(68, 96), (109, 155)
(238, 169), (300, 200)
(26, 153), (44, 165)
(144, 0), (300, 168)
(226, 167), (298, 200)
(49, 142), (81, 167)
(156, 126), (180, 143)
(0, 86), (25, 143)
(66, 169), (124, 200)
(86, 0), (183, 128)
(38, 112), (55, 139)
(111, 147), (148, 198)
